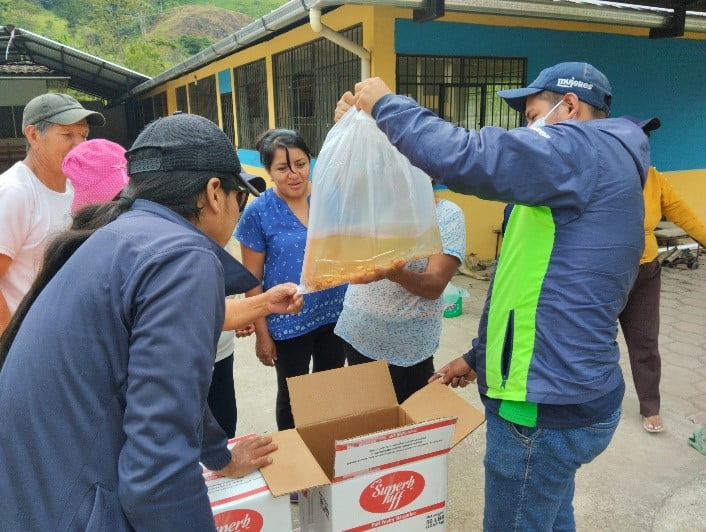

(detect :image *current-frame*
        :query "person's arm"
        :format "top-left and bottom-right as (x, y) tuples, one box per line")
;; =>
(373, 94), (599, 210)
(340, 78), (647, 211)
(0, 182), (31, 335)
(386, 200), (466, 298)
(386, 253), (460, 299)
(118, 249), (263, 531)
(201, 402), (276, 479)
(428, 356), (476, 388)
(223, 284), (302, 330)
(224, 292), (267, 330)
(239, 244), (278, 366)
(659, 172), (706, 248)
(0, 255), (12, 334)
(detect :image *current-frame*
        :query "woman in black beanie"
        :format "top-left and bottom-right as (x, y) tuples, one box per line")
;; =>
(0, 114), (302, 531)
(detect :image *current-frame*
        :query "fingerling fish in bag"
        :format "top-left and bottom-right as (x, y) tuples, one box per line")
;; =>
(300, 108), (442, 292)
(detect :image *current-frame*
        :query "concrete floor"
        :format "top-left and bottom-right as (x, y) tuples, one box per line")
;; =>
(234, 264), (706, 531)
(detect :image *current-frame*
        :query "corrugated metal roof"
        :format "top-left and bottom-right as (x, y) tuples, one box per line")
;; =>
(123, 0), (706, 100)
(0, 26), (150, 102)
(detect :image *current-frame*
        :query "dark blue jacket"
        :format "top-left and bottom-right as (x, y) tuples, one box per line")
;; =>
(373, 95), (649, 422)
(0, 200), (258, 531)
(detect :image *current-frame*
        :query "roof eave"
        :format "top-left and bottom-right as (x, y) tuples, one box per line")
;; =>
(1, 25), (151, 103)
(121, 0), (706, 100)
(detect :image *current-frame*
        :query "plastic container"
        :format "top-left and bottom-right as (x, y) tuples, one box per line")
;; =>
(442, 283), (470, 318)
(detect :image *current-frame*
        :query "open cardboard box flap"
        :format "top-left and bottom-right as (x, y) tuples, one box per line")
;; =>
(260, 429), (329, 497)
(402, 380), (486, 447)
(288, 360), (398, 427)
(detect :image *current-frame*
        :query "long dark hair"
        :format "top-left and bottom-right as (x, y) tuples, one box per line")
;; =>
(0, 162), (241, 369)
(255, 128), (311, 172)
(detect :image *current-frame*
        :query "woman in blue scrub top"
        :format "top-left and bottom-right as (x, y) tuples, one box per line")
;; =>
(236, 129), (347, 432)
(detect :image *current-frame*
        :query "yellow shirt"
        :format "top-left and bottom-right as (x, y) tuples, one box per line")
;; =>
(642, 166), (706, 264)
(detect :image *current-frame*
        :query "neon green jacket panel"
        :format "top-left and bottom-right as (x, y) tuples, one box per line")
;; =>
(485, 205), (555, 400)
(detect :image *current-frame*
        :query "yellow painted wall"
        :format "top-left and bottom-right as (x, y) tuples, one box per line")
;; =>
(436, 190), (506, 262)
(140, 5), (706, 261)
(145, 6), (378, 126)
(366, 6), (507, 262)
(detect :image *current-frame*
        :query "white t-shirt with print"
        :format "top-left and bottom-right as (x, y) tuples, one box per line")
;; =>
(0, 161), (74, 312)
(334, 199), (466, 367)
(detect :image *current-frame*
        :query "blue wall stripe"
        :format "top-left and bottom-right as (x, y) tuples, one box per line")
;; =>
(218, 69), (232, 94)
(238, 148), (261, 167)
(238, 148), (318, 177)
(395, 19), (706, 172)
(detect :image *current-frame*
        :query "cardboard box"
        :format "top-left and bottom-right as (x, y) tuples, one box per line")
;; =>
(204, 435), (291, 532)
(260, 361), (485, 531)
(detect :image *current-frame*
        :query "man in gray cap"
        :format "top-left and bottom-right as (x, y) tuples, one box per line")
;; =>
(336, 62), (650, 530)
(0, 93), (104, 334)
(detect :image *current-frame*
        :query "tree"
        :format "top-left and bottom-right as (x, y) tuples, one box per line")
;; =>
(124, 40), (167, 76)
(178, 35), (212, 56)
(79, 0), (154, 58)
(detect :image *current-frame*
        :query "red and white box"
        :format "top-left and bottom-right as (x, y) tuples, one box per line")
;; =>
(299, 418), (455, 531)
(259, 361), (485, 531)
(203, 435), (291, 532)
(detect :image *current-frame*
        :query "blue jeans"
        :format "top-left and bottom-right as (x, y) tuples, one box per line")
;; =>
(483, 408), (621, 532)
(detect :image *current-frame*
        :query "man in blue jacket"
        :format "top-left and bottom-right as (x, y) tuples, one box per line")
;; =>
(337, 62), (649, 531)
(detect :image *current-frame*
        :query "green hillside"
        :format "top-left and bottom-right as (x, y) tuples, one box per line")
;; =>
(1, 1), (73, 41)
(129, 5), (256, 75)
(2, 0), (287, 76)
(164, 0), (285, 19)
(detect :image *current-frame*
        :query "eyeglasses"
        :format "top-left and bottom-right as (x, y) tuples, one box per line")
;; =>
(236, 190), (250, 212)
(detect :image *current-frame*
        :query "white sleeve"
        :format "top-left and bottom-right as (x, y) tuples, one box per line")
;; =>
(438, 200), (466, 262)
(0, 180), (33, 259)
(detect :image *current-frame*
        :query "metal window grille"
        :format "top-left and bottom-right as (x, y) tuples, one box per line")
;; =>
(0, 105), (24, 138)
(220, 92), (235, 144)
(175, 86), (188, 113)
(133, 99), (146, 131)
(234, 59), (268, 149)
(141, 97), (154, 125)
(125, 99), (142, 141)
(188, 75), (218, 125)
(0, 107), (13, 138)
(153, 92), (167, 118)
(273, 24), (362, 155)
(396, 56), (526, 130)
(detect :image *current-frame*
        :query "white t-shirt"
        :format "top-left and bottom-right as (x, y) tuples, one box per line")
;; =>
(334, 199), (466, 366)
(215, 238), (242, 363)
(0, 161), (74, 312)
(216, 329), (235, 363)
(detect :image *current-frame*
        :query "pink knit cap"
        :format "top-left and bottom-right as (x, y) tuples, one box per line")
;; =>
(62, 139), (129, 213)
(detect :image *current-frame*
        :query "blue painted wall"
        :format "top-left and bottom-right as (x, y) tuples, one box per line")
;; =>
(218, 69), (232, 94)
(395, 19), (706, 172)
(238, 148), (261, 168)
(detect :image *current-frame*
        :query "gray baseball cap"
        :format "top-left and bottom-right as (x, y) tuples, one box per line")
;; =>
(22, 93), (106, 131)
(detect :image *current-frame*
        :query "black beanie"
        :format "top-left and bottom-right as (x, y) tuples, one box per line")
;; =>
(127, 114), (261, 196)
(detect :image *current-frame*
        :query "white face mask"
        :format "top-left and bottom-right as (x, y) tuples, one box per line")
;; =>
(528, 99), (563, 129)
